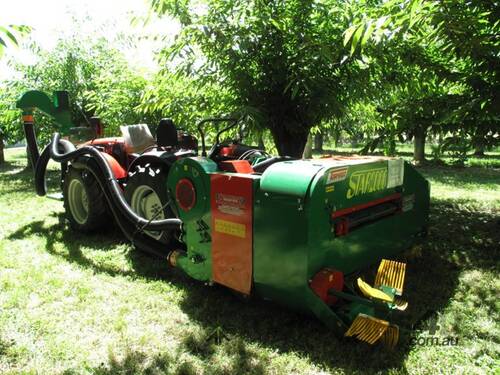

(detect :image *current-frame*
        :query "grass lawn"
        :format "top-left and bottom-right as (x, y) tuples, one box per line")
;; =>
(0, 148), (499, 374)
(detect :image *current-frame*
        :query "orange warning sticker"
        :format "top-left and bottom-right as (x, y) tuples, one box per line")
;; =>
(326, 167), (348, 185)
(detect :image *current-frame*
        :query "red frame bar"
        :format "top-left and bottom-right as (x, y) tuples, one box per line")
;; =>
(331, 193), (402, 219)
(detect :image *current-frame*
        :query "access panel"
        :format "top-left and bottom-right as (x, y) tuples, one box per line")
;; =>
(210, 174), (256, 294)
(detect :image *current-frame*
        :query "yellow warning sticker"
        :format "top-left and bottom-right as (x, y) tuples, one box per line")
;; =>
(325, 185), (335, 193)
(214, 219), (246, 238)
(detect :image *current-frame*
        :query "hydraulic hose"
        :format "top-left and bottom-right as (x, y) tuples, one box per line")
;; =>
(34, 144), (51, 196)
(34, 139), (74, 196)
(50, 132), (182, 231)
(71, 156), (181, 258)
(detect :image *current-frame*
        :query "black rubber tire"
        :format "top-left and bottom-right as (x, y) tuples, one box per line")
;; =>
(63, 166), (110, 232)
(124, 164), (177, 245)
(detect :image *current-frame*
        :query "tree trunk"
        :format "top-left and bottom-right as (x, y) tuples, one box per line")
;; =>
(334, 129), (340, 148)
(313, 132), (323, 152)
(0, 133), (4, 165)
(270, 123), (310, 158)
(302, 133), (313, 159)
(413, 127), (427, 165)
(474, 144), (485, 157)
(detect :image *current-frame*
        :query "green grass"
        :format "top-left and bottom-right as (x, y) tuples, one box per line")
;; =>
(1, 148), (499, 374)
(318, 143), (500, 168)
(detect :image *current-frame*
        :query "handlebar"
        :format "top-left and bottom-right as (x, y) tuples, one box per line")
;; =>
(197, 118), (238, 157)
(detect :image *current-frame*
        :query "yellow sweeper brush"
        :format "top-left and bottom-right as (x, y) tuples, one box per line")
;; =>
(345, 259), (407, 347)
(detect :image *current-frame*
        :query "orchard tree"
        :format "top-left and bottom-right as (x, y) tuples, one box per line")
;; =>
(346, 0), (499, 161)
(0, 36), (151, 150)
(0, 24), (30, 163)
(0, 25), (30, 59)
(138, 71), (235, 136)
(433, 0), (500, 155)
(149, 0), (366, 157)
(369, 38), (465, 164)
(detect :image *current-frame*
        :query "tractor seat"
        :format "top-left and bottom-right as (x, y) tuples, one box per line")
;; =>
(157, 118), (178, 148)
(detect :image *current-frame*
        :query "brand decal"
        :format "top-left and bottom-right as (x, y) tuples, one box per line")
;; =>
(346, 167), (387, 199)
(215, 193), (246, 216)
(387, 159), (404, 188)
(326, 167), (348, 185)
(214, 219), (246, 238)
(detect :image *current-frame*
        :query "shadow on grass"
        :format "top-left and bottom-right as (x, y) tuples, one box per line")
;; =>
(3, 159), (497, 374)
(7, 216), (136, 278)
(420, 165), (500, 188)
(65, 336), (268, 375)
(10, 200), (495, 373)
(0, 161), (62, 195)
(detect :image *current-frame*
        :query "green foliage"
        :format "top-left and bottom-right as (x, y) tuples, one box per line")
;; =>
(138, 72), (234, 137)
(149, 0), (367, 156)
(344, 0), (434, 55)
(0, 37), (151, 144)
(0, 25), (30, 59)
(0, 80), (27, 143)
(345, 0), (499, 162)
(1, 1), (497, 162)
(82, 48), (152, 136)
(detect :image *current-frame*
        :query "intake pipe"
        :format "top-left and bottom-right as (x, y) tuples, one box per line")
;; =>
(70, 155), (182, 258)
(23, 119), (40, 168)
(34, 141), (73, 196)
(50, 132), (182, 231)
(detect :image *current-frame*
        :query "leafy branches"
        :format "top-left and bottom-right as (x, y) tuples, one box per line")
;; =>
(149, 0), (368, 156)
(343, 0), (434, 56)
(0, 25), (31, 58)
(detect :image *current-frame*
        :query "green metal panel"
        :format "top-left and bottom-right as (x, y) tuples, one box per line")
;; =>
(168, 156), (430, 334)
(306, 160), (429, 277)
(253, 190), (310, 311)
(167, 157), (217, 281)
(16, 90), (75, 134)
(252, 157), (429, 329)
(259, 160), (324, 197)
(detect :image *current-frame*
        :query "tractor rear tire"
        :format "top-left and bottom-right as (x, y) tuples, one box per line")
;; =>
(124, 164), (177, 245)
(63, 166), (110, 233)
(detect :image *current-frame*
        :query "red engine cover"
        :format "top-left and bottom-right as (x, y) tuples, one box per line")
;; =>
(81, 138), (128, 179)
(99, 152), (127, 179)
(218, 160), (254, 174)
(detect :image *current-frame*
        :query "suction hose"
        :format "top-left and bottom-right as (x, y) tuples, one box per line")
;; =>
(34, 140), (73, 196)
(24, 119), (71, 197)
(50, 132), (182, 231)
(70, 155), (181, 258)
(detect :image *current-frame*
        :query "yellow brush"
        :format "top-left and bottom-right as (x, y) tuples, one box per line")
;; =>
(345, 314), (400, 347)
(374, 259), (406, 295)
(393, 297), (408, 311)
(345, 314), (390, 344)
(380, 324), (399, 349)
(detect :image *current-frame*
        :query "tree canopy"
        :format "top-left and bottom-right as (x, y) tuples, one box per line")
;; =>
(149, 0), (371, 157)
(0, 0), (497, 163)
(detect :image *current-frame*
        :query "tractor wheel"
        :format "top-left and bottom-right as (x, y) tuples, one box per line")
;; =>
(124, 164), (177, 244)
(63, 166), (110, 232)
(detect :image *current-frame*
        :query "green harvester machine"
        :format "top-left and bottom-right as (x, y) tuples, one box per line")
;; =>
(17, 90), (430, 347)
